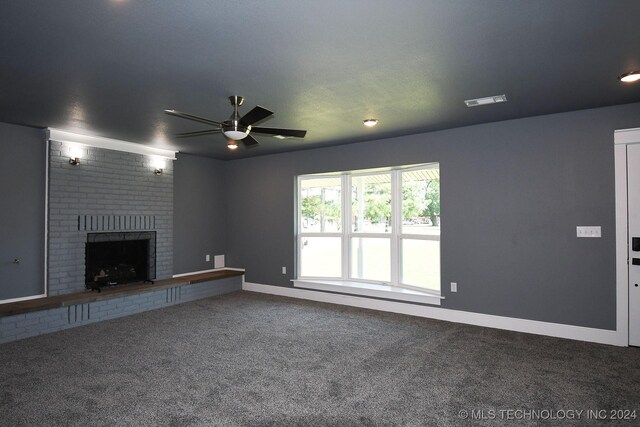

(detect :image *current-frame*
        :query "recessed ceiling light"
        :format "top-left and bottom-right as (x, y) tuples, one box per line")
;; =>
(363, 119), (378, 127)
(464, 94), (507, 107)
(618, 70), (640, 83)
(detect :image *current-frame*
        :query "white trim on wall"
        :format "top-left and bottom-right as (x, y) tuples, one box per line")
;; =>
(293, 279), (442, 305)
(614, 127), (640, 145)
(614, 143), (630, 346)
(243, 282), (626, 346)
(614, 127), (640, 347)
(1, 133), (49, 304)
(48, 128), (178, 160)
(172, 267), (245, 278)
(0, 293), (47, 305)
(44, 135), (49, 297)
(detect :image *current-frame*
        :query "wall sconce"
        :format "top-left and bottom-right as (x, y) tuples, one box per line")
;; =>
(69, 146), (82, 165)
(151, 156), (166, 176)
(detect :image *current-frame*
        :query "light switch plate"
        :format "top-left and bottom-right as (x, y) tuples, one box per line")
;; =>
(577, 226), (601, 238)
(451, 282), (457, 292)
(205, 254), (210, 262)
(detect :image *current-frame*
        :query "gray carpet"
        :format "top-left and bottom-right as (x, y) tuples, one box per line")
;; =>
(1, 291), (638, 426)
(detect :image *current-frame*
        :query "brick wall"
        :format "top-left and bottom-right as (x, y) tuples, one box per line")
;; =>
(0, 277), (241, 344)
(48, 141), (173, 295)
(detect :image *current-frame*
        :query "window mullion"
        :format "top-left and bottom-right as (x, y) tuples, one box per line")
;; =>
(390, 170), (401, 287)
(296, 176), (302, 279)
(342, 174), (350, 280)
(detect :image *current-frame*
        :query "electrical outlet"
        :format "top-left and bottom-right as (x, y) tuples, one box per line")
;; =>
(282, 266), (287, 274)
(451, 282), (457, 293)
(205, 254), (210, 262)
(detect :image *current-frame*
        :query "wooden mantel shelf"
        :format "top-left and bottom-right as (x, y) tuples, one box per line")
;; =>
(0, 270), (244, 317)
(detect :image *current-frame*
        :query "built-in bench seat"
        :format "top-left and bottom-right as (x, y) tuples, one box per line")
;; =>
(0, 270), (244, 344)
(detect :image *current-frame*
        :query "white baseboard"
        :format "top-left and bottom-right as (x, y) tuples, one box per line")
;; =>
(172, 267), (245, 278)
(243, 282), (627, 347)
(0, 293), (47, 305)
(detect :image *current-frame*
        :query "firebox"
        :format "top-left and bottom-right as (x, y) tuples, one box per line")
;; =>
(85, 231), (156, 291)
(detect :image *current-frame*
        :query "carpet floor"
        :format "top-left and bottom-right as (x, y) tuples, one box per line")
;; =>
(1, 291), (639, 426)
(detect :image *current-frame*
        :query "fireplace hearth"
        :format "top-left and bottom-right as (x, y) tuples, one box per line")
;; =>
(85, 231), (156, 291)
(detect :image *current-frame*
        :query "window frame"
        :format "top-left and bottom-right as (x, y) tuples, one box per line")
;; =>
(296, 163), (440, 294)
(297, 175), (344, 279)
(397, 166), (441, 293)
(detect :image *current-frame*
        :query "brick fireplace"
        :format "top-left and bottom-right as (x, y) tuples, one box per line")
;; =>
(47, 140), (173, 296)
(0, 133), (243, 345)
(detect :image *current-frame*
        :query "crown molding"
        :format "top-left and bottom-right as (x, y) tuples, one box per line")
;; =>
(47, 128), (178, 160)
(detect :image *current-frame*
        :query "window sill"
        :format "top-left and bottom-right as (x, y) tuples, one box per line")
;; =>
(292, 279), (443, 306)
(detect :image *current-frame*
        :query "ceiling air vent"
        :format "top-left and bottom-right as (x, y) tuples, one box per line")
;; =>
(464, 94), (507, 107)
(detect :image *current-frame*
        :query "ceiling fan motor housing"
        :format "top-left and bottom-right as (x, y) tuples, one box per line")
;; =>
(223, 95), (250, 139)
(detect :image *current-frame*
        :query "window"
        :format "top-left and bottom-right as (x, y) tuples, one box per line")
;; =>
(296, 164), (440, 294)
(299, 177), (342, 278)
(400, 168), (441, 291)
(351, 172), (392, 282)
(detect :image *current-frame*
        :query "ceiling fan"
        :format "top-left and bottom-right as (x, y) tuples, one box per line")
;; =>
(164, 96), (307, 149)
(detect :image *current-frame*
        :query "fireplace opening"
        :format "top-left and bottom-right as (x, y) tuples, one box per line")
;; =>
(85, 231), (156, 291)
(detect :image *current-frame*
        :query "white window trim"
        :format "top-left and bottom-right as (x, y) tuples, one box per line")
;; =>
(296, 163), (441, 301)
(292, 279), (442, 306)
(297, 174), (344, 279)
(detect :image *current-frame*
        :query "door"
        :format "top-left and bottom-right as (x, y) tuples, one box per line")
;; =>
(627, 143), (640, 345)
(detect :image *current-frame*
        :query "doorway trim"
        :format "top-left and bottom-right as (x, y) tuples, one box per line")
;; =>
(614, 127), (640, 346)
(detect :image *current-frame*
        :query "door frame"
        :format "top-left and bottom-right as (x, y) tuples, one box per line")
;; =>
(614, 127), (640, 346)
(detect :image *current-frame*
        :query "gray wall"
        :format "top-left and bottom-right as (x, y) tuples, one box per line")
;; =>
(48, 141), (174, 296)
(3, 102), (639, 330)
(0, 123), (45, 299)
(173, 153), (227, 274)
(224, 102), (640, 330)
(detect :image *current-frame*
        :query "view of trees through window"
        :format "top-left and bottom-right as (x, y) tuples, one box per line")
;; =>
(352, 175), (392, 233)
(298, 164), (440, 292)
(300, 177), (341, 233)
(400, 169), (440, 290)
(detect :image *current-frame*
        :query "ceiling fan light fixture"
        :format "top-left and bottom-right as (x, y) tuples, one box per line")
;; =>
(363, 119), (378, 127)
(223, 129), (249, 140)
(227, 140), (239, 150)
(619, 70), (640, 83)
(222, 122), (250, 140)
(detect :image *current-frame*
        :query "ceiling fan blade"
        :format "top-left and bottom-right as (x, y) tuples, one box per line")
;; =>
(240, 106), (273, 126)
(175, 129), (220, 138)
(164, 109), (221, 127)
(251, 127), (307, 138)
(242, 134), (260, 147)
